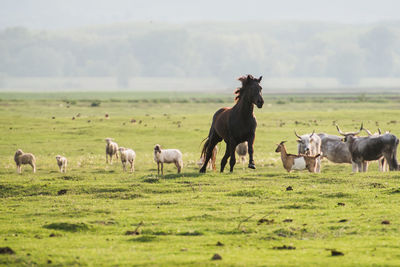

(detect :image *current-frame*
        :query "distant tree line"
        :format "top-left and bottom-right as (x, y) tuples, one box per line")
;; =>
(0, 22), (399, 86)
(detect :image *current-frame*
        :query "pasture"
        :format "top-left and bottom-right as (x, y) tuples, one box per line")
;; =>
(1, 92), (400, 266)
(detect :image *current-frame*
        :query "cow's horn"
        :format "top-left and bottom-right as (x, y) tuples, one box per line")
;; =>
(363, 127), (373, 136)
(294, 130), (302, 139)
(309, 130), (315, 138)
(354, 123), (363, 135)
(336, 124), (346, 136)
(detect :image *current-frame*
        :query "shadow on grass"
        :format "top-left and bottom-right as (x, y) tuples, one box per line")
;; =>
(159, 172), (203, 180)
(59, 175), (83, 181)
(227, 189), (266, 197)
(128, 235), (157, 242)
(142, 177), (160, 183)
(92, 169), (116, 174)
(176, 230), (204, 236)
(43, 222), (90, 232)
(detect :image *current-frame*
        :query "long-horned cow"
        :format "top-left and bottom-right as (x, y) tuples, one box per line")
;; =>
(316, 133), (352, 164)
(295, 130), (321, 172)
(362, 127), (389, 171)
(337, 123), (399, 172)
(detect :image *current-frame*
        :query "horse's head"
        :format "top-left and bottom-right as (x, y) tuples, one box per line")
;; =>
(236, 75), (264, 108)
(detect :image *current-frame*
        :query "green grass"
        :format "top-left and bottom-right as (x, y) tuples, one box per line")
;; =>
(1, 92), (400, 266)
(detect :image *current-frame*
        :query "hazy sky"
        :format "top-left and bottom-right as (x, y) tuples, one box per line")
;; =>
(1, 0), (400, 29)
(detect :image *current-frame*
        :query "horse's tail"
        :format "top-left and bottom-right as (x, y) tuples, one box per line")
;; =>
(200, 137), (210, 158)
(200, 108), (225, 159)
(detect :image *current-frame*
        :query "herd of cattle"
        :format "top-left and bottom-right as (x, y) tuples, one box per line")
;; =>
(12, 123), (399, 174)
(279, 123), (399, 173)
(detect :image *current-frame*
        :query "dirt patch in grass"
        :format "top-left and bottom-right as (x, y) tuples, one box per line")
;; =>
(57, 189), (67, 195)
(155, 201), (178, 206)
(186, 214), (216, 221)
(95, 192), (143, 199)
(273, 228), (297, 238)
(330, 249), (344, 256)
(142, 178), (160, 183)
(129, 235), (157, 242)
(43, 222), (90, 232)
(227, 189), (266, 197)
(258, 218), (274, 225)
(273, 245), (296, 250)
(177, 230), (204, 236)
(279, 204), (318, 209)
(60, 175), (83, 181)
(211, 253), (222, 260)
(322, 192), (352, 198)
(387, 188), (400, 194)
(315, 178), (344, 184)
(0, 247), (15, 254)
(91, 220), (117, 225)
(369, 182), (385, 188)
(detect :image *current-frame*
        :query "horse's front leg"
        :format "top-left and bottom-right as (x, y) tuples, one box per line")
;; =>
(220, 143), (231, 173)
(247, 134), (256, 169)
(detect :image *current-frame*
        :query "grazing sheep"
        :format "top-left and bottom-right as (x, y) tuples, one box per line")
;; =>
(105, 138), (119, 164)
(275, 141), (320, 173)
(236, 142), (248, 165)
(154, 144), (183, 175)
(14, 149), (36, 174)
(198, 146), (218, 171)
(119, 147), (136, 172)
(55, 155), (68, 173)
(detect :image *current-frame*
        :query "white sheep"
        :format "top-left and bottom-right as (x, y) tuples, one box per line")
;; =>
(153, 144), (183, 175)
(55, 155), (68, 173)
(14, 149), (36, 174)
(119, 147), (136, 172)
(236, 142), (248, 165)
(105, 138), (119, 164)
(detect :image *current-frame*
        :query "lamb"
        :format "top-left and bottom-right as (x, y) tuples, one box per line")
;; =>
(154, 144), (183, 175)
(275, 141), (320, 173)
(55, 155), (67, 173)
(236, 142), (248, 165)
(119, 147), (136, 172)
(198, 146), (218, 171)
(105, 138), (119, 164)
(14, 149), (36, 174)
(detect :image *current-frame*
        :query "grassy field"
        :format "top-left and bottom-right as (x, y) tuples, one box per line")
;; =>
(1, 92), (400, 266)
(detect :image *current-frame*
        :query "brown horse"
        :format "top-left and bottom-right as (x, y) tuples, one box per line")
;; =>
(200, 74), (264, 173)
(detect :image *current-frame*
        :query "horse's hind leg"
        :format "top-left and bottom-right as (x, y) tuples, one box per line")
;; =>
(229, 143), (237, 172)
(200, 134), (221, 173)
(220, 143), (231, 173)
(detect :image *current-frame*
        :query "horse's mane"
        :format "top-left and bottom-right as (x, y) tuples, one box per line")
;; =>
(235, 74), (256, 101)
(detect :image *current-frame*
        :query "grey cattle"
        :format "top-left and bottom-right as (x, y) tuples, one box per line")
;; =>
(317, 133), (352, 164)
(295, 130), (321, 172)
(337, 124), (399, 172)
(362, 127), (389, 171)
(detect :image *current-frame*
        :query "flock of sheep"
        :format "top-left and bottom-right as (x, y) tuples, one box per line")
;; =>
(12, 138), (250, 175)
